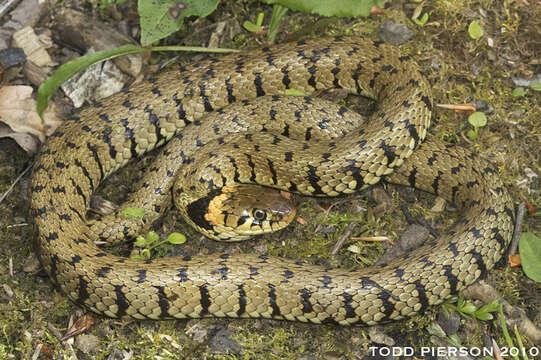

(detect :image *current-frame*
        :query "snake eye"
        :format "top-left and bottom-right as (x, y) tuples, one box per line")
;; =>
(252, 209), (266, 221)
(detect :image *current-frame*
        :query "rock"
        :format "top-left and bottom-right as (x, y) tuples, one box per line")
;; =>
(436, 308), (461, 335)
(368, 327), (395, 346)
(75, 334), (100, 354)
(185, 322), (210, 343)
(379, 19), (414, 46)
(60, 52), (127, 108)
(107, 349), (133, 360)
(0, 47), (26, 69)
(474, 100), (494, 115)
(209, 328), (244, 355)
(298, 354), (319, 360)
(0, 0), (48, 49)
(8, 0), (47, 29)
(511, 74), (541, 87)
(54, 9), (143, 77)
(375, 224), (429, 265)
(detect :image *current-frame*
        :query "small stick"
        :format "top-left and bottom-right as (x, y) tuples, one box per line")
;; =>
(0, 164), (31, 205)
(331, 222), (357, 255)
(506, 202), (525, 264)
(351, 236), (393, 244)
(0, 0), (22, 19)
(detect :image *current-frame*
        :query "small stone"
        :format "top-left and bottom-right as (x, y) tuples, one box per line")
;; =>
(379, 19), (414, 46)
(436, 308), (461, 335)
(430, 197), (447, 213)
(75, 334), (100, 353)
(0, 48), (26, 69)
(107, 349), (133, 360)
(368, 327), (395, 346)
(22, 255), (40, 273)
(209, 328), (244, 355)
(474, 100), (494, 115)
(322, 351), (344, 360)
(185, 322), (209, 343)
(375, 224), (430, 265)
(298, 355), (319, 360)
(511, 74), (541, 87)
(9, 0), (47, 29)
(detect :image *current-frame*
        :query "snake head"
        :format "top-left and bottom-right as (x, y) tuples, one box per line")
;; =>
(202, 184), (296, 241)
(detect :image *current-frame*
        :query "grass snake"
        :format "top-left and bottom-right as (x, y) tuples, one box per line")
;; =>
(30, 37), (514, 325)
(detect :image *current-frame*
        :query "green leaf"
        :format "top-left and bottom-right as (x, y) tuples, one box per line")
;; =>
(466, 129), (477, 141)
(511, 104), (526, 113)
(37, 44), (144, 119)
(426, 322), (446, 338)
(519, 232), (541, 282)
(457, 293), (465, 308)
(512, 87), (527, 97)
(121, 207), (146, 219)
(268, 4), (288, 43)
(243, 20), (261, 33)
(468, 111), (487, 128)
(284, 88), (308, 96)
(347, 244), (361, 254)
(140, 249), (151, 259)
(474, 311), (493, 321)
(447, 334), (462, 348)
(138, 0), (220, 45)
(529, 81), (541, 91)
(413, 13), (429, 26)
(134, 235), (148, 247)
(167, 232), (187, 244)
(147, 231), (160, 243)
(468, 20), (484, 40)
(263, 0), (377, 18)
(459, 302), (477, 315)
(256, 12), (265, 27)
(37, 44), (238, 121)
(477, 299), (500, 313)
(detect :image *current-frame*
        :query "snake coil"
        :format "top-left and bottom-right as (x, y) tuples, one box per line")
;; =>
(30, 37), (514, 325)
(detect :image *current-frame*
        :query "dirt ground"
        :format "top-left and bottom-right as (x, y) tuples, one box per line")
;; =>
(0, 1), (540, 359)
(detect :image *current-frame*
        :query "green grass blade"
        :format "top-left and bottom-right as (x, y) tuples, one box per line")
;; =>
(37, 45), (239, 120)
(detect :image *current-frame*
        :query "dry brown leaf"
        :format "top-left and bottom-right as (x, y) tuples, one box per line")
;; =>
(0, 85), (63, 152)
(508, 253), (521, 267)
(436, 103), (476, 113)
(12, 26), (55, 68)
(370, 5), (385, 15)
(0, 122), (40, 153)
(60, 315), (94, 342)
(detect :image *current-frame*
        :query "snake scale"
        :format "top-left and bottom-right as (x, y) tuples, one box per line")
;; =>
(30, 37), (514, 325)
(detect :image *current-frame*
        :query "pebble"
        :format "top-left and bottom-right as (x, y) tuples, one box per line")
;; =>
(436, 308), (461, 335)
(0, 48), (26, 69)
(379, 19), (414, 46)
(75, 334), (100, 353)
(511, 74), (541, 87)
(209, 328), (244, 355)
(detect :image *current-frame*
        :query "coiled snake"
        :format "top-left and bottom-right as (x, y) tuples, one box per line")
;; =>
(30, 37), (514, 325)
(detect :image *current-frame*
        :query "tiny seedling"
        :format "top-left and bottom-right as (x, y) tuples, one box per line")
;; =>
(512, 87), (527, 97)
(132, 231), (187, 259)
(243, 12), (265, 33)
(466, 111), (487, 141)
(411, 1), (429, 26)
(444, 294), (500, 321)
(468, 20), (484, 39)
(121, 207), (146, 219)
